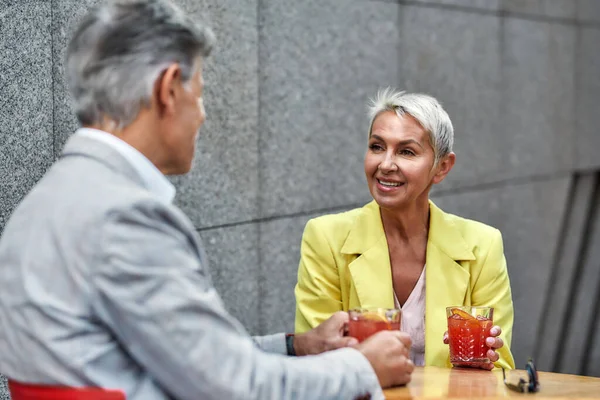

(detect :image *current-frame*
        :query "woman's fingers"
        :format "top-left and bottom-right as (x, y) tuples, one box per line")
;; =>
(480, 361), (495, 370)
(490, 325), (502, 337)
(486, 336), (504, 349)
(487, 349), (500, 362)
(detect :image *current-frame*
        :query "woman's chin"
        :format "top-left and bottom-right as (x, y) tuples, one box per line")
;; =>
(372, 196), (407, 210)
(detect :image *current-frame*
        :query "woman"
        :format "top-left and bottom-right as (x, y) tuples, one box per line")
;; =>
(294, 89), (515, 369)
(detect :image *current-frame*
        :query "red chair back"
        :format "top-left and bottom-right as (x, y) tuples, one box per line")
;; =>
(8, 379), (126, 400)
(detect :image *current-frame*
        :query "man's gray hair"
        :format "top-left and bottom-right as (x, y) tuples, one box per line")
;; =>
(367, 88), (454, 163)
(66, 0), (215, 129)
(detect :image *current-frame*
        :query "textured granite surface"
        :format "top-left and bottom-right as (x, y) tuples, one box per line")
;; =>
(399, 4), (503, 191)
(0, 374), (7, 400)
(258, 0), (399, 218)
(0, 1), (53, 233)
(259, 212), (320, 334)
(502, 0), (577, 19)
(577, 0), (600, 22)
(575, 27), (600, 170)
(170, 0), (260, 228)
(51, 0), (102, 155)
(199, 223), (261, 335)
(501, 18), (576, 177)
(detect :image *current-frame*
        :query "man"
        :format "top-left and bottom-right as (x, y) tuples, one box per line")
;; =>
(0, 1), (414, 399)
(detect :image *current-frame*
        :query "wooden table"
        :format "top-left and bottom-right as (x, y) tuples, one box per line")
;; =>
(383, 366), (600, 399)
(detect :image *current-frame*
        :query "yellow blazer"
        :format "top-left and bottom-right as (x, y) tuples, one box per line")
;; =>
(294, 200), (515, 369)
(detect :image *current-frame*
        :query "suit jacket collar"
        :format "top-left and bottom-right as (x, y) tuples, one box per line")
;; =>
(60, 133), (148, 191)
(341, 200), (475, 261)
(428, 201), (476, 262)
(341, 201), (385, 255)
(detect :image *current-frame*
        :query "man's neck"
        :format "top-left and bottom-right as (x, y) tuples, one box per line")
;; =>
(86, 113), (168, 174)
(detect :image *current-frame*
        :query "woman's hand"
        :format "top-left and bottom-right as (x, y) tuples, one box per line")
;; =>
(443, 325), (504, 370)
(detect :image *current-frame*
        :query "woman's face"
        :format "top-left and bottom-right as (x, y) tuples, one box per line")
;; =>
(364, 111), (454, 211)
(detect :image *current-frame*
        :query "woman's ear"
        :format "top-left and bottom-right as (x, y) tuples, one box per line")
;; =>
(432, 152), (456, 184)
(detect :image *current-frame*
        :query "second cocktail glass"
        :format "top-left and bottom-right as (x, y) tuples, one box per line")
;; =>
(446, 306), (494, 367)
(348, 308), (401, 342)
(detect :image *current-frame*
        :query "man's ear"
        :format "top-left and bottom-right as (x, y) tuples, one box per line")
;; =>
(432, 152), (456, 184)
(154, 63), (182, 117)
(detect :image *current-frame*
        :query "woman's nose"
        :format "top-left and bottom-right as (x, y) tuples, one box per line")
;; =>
(378, 155), (398, 172)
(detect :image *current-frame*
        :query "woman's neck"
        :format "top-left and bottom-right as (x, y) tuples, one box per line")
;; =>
(380, 200), (430, 243)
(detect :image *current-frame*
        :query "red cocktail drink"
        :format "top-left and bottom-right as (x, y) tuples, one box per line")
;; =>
(446, 306), (493, 366)
(348, 308), (401, 343)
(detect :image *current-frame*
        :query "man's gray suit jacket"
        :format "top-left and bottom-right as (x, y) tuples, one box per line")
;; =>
(0, 134), (382, 400)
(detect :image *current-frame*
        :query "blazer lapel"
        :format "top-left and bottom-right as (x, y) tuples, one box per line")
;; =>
(342, 201), (395, 309)
(425, 201), (476, 366)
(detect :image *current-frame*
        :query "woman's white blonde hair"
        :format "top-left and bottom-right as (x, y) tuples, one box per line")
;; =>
(367, 88), (454, 163)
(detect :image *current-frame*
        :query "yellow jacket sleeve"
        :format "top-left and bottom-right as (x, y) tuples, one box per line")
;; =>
(471, 229), (516, 369)
(294, 219), (343, 333)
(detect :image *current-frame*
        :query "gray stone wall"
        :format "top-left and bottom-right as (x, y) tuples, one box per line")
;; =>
(0, 0), (599, 396)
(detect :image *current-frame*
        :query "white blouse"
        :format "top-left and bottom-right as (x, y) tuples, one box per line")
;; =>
(394, 265), (426, 366)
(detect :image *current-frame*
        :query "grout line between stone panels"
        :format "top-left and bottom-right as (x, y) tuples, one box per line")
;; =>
(398, 0), (500, 18)
(431, 170), (573, 197)
(196, 170), (577, 233)
(256, 0), (266, 336)
(196, 201), (368, 233)
(371, 0), (600, 28)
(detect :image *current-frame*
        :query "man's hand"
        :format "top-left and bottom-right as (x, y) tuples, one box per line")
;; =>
(443, 325), (504, 370)
(356, 331), (414, 388)
(293, 311), (358, 356)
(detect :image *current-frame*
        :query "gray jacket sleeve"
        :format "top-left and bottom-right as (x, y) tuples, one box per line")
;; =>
(92, 203), (383, 400)
(252, 333), (287, 354)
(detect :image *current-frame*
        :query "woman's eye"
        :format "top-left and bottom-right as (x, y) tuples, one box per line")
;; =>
(399, 149), (415, 156)
(369, 144), (384, 151)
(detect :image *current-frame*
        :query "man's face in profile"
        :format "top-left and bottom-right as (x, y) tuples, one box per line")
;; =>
(161, 59), (206, 175)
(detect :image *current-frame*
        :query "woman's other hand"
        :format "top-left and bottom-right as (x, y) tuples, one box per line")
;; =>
(442, 325), (504, 370)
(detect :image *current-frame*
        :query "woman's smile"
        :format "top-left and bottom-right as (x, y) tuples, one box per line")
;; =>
(376, 179), (405, 192)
